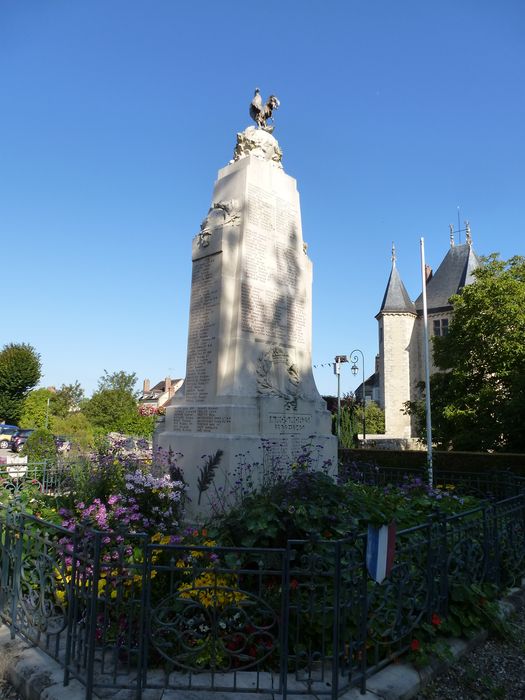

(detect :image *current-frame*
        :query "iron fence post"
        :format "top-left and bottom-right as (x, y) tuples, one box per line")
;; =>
(281, 544), (291, 700)
(437, 512), (449, 616)
(359, 536), (369, 695)
(0, 505), (11, 613)
(9, 506), (24, 639)
(331, 541), (342, 700)
(63, 525), (82, 687)
(136, 535), (149, 700)
(85, 531), (102, 700)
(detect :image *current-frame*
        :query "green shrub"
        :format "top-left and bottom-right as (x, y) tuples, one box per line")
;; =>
(22, 428), (57, 462)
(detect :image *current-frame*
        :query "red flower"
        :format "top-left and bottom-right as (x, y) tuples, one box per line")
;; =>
(431, 613), (442, 627)
(290, 578), (299, 590)
(410, 639), (420, 652)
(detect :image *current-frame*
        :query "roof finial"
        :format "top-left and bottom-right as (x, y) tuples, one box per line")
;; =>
(449, 223), (455, 247)
(465, 220), (472, 246)
(391, 242), (396, 266)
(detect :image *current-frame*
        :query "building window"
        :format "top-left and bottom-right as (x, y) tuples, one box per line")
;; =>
(433, 318), (449, 336)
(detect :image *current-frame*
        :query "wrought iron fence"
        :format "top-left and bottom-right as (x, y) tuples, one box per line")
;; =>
(339, 459), (525, 500)
(0, 460), (69, 495)
(1, 484), (524, 700)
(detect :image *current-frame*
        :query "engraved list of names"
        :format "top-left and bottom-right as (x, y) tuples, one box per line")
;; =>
(185, 253), (220, 402)
(240, 185), (305, 347)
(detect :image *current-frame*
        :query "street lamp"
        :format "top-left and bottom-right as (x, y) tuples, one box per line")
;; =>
(349, 349), (366, 443)
(333, 355), (348, 441)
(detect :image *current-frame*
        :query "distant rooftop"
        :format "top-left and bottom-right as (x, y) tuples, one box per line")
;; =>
(377, 264), (416, 316)
(415, 243), (481, 313)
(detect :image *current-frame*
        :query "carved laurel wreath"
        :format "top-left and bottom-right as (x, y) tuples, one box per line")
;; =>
(256, 346), (300, 409)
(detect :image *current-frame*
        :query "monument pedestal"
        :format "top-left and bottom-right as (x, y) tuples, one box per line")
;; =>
(155, 127), (337, 516)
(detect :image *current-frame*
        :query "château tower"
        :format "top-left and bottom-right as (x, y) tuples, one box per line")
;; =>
(377, 232), (481, 441)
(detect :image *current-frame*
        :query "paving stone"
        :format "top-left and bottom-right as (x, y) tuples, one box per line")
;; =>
(365, 663), (422, 700)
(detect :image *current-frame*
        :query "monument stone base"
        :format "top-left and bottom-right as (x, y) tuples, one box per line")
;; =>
(156, 396), (336, 518)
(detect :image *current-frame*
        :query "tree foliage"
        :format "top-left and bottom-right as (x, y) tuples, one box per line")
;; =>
(84, 370), (155, 438)
(355, 401), (385, 435)
(22, 428), (57, 462)
(51, 381), (84, 417)
(414, 254), (525, 451)
(97, 370), (139, 398)
(51, 412), (95, 451)
(323, 395), (385, 446)
(19, 388), (54, 429)
(0, 343), (42, 423)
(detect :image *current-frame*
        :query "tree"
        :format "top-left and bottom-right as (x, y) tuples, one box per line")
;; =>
(22, 428), (57, 462)
(357, 401), (385, 435)
(51, 381), (84, 417)
(0, 343), (42, 424)
(416, 254), (525, 451)
(83, 370), (155, 437)
(84, 389), (137, 433)
(51, 412), (94, 451)
(323, 394), (359, 447)
(97, 370), (139, 398)
(19, 388), (55, 429)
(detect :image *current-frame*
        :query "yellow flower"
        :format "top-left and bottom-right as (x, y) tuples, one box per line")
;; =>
(178, 573), (246, 608)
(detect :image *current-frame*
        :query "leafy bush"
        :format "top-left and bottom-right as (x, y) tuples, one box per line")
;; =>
(206, 449), (481, 548)
(22, 428), (57, 462)
(51, 412), (94, 452)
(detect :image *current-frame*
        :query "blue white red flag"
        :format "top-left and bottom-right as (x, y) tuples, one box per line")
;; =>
(366, 522), (396, 584)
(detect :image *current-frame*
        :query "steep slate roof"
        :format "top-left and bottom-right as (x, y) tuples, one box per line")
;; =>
(377, 265), (417, 316)
(415, 243), (481, 313)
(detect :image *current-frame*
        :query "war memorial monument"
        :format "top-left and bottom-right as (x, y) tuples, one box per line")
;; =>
(155, 91), (337, 514)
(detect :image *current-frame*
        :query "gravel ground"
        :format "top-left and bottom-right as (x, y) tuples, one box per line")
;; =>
(416, 594), (525, 700)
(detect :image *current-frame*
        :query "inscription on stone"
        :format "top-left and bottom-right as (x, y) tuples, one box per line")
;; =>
(275, 196), (298, 242)
(240, 186), (305, 348)
(185, 254), (220, 402)
(197, 407), (232, 433)
(172, 407), (232, 433)
(172, 407), (197, 432)
(247, 186), (274, 232)
(268, 413), (312, 434)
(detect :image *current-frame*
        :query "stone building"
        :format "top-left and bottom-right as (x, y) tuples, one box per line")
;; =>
(138, 377), (183, 412)
(376, 232), (481, 441)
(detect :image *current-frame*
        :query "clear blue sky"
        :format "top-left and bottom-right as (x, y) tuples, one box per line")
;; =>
(1, 0), (524, 399)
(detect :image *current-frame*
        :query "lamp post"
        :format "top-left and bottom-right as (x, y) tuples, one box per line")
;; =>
(333, 355), (348, 441)
(349, 349), (366, 443)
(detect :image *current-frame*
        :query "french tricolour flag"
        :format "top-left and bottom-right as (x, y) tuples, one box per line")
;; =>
(366, 522), (396, 584)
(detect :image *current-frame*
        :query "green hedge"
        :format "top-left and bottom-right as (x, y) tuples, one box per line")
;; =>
(339, 448), (525, 476)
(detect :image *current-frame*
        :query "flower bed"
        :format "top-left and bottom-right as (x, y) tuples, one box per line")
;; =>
(0, 445), (524, 699)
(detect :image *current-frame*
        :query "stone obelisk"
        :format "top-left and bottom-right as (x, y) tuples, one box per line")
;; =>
(155, 106), (336, 516)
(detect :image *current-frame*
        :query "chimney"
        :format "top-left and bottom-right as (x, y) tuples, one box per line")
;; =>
(425, 264), (433, 282)
(165, 377), (172, 396)
(143, 379), (150, 393)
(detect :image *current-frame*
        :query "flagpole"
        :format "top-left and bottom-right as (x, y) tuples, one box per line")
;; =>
(420, 237), (433, 487)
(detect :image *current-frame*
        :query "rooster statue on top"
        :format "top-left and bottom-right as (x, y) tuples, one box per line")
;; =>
(249, 88), (280, 133)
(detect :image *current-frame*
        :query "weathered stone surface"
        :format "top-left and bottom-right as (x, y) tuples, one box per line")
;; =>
(155, 129), (336, 516)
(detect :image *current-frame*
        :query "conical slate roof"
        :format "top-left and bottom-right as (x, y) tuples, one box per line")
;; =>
(415, 243), (481, 313)
(377, 264), (416, 316)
